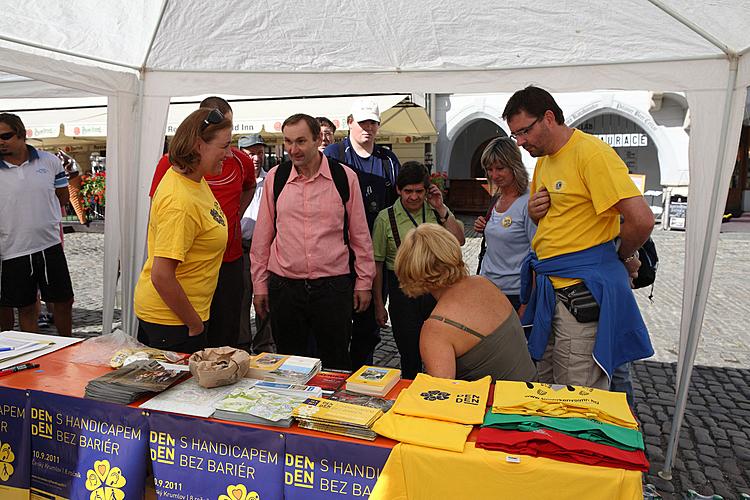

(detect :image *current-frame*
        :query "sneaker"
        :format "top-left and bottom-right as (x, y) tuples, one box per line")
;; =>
(38, 313), (53, 328)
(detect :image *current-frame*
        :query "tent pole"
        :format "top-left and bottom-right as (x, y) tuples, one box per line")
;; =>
(659, 56), (739, 479)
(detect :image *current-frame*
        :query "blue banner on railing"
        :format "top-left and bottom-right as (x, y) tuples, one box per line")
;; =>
(0, 387), (30, 500)
(147, 411), (285, 500)
(284, 433), (391, 499)
(29, 391), (149, 500)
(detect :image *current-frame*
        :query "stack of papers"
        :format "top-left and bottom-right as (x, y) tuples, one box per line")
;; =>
(292, 397), (383, 440)
(213, 387), (305, 427)
(0, 331), (81, 370)
(326, 389), (394, 413)
(253, 380), (323, 399)
(346, 365), (401, 397)
(307, 371), (349, 395)
(85, 360), (187, 404)
(246, 353), (321, 384)
(139, 378), (259, 418)
(0, 337), (53, 365)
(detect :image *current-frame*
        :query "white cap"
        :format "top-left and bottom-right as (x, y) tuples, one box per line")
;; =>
(350, 99), (381, 123)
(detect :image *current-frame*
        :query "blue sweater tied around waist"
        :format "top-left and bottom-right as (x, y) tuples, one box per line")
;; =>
(520, 241), (653, 380)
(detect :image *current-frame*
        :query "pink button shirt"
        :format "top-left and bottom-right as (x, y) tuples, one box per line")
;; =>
(250, 155), (375, 294)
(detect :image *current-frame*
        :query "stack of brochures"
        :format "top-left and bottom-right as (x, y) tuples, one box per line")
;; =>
(345, 365), (401, 397)
(253, 380), (323, 399)
(326, 389), (394, 413)
(307, 371), (349, 395)
(246, 353), (321, 384)
(84, 360), (187, 404)
(292, 397), (383, 440)
(213, 387), (305, 427)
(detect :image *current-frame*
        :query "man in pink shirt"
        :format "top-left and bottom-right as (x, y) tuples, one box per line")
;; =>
(251, 114), (375, 370)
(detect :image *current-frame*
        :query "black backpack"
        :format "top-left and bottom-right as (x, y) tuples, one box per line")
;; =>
(633, 237), (658, 298)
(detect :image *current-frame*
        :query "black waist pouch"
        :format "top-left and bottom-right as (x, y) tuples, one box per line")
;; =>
(556, 282), (600, 323)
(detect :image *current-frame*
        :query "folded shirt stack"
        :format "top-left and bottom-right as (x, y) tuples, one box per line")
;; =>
(479, 381), (647, 471)
(491, 381), (639, 429)
(372, 374), (491, 452)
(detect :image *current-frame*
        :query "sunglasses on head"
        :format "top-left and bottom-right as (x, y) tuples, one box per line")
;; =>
(200, 108), (224, 132)
(0, 131), (17, 141)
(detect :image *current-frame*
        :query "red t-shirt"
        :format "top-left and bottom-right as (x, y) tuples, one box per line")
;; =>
(476, 427), (649, 471)
(150, 147), (256, 262)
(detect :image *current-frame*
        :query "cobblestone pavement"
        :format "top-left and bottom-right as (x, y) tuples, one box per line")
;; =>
(17, 217), (750, 499)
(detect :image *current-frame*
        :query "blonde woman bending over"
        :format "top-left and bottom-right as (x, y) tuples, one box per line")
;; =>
(395, 224), (536, 381)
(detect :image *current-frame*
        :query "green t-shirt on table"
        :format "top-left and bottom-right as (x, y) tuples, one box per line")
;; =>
(482, 410), (644, 451)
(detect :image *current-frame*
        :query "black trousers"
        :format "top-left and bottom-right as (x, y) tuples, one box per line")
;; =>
(386, 270), (436, 379)
(269, 274), (353, 370)
(138, 319), (207, 354)
(205, 257), (244, 348)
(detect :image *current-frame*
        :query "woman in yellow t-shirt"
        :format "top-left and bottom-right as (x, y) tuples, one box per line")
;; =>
(395, 224), (536, 382)
(134, 108), (231, 353)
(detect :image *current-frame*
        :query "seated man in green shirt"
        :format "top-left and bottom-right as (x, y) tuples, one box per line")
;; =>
(372, 162), (465, 378)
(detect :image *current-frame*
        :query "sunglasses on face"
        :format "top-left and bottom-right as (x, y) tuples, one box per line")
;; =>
(0, 131), (17, 140)
(200, 108), (224, 132)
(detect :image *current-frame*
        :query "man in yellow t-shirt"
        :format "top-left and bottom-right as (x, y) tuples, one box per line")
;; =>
(502, 86), (654, 390)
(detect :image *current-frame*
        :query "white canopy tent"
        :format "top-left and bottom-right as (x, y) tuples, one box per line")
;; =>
(1, 1), (749, 476)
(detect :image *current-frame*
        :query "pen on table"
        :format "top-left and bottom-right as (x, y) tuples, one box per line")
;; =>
(0, 363), (40, 377)
(0, 347), (15, 352)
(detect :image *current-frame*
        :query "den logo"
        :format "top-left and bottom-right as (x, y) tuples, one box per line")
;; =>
(285, 453), (315, 489)
(31, 406), (53, 439)
(85, 459), (127, 500)
(218, 484), (260, 500)
(150, 431), (176, 465)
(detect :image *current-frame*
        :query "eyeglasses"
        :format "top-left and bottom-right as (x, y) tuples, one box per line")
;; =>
(510, 117), (542, 140)
(200, 108), (224, 132)
(0, 131), (17, 141)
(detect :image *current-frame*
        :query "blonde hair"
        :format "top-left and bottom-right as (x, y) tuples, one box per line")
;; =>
(168, 108), (232, 174)
(480, 136), (529, 195)
(394, 223), (468, 297)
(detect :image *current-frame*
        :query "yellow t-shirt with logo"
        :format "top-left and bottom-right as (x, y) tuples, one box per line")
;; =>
(392, 374), (491, 425)
(491, 381), (638, 429)
(134, 168), (228, 325)
(530, 130), (642, 288)
(370, 442), (642, 500)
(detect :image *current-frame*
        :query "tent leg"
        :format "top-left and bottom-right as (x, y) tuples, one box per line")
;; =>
(659, 57), (740, 479)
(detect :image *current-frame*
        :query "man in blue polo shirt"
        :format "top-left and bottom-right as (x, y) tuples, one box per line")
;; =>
(324, 100), (401, 370)
(0, 113), (74, 336)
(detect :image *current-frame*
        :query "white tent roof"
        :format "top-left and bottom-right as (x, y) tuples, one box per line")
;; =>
(2, 1), (750, 479)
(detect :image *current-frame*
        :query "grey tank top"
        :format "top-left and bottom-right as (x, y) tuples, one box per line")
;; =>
(428, 313), (537, 382)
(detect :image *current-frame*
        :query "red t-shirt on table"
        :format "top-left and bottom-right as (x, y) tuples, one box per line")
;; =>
(150, 147), (255, 262)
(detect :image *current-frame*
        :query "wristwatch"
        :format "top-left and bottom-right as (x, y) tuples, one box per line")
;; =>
(439, 209), (451, 223)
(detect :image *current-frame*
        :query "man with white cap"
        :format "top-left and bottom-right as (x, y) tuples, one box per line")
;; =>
(324, 99), (401, 370)
(239, 133), (275, 353)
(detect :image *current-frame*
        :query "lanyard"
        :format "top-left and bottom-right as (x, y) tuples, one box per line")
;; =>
(405, 204), (425, 228)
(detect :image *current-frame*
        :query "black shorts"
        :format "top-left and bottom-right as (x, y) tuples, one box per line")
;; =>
(0, 243), (74, 307)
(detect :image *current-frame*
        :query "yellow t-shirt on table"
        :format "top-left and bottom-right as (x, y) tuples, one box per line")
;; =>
(134, 168), (228, 325)
(370, 442), (642, 500)
(530, 130), (642, 288)
(491, 380), (638, 429)
(392, 373), (491, 425)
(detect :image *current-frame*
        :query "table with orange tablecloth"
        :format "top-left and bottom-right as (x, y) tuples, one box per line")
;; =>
(0, 343), (642, 500)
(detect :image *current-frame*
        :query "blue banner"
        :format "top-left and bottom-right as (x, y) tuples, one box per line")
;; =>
(284, 433), (391, 499)
(0, 387), (30, 500)
(29, 391), (149, 500)
(147, 412), (285, 500)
